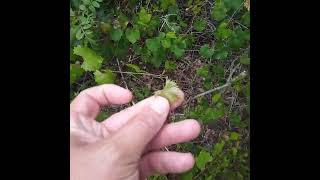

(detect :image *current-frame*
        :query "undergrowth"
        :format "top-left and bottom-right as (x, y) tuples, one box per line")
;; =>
(70, 0), (250, 179)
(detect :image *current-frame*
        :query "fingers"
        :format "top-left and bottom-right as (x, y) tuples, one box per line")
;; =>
(70, 84), (132, 119)
(139, 151), (195, 179)
(147, 119), (201, 151)
(102, 90), (184, 131)
(110, 96), (170, 155)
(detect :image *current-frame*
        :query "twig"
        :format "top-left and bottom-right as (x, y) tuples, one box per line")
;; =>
(116, 58), (134, 105)
(185, 71), (248, 105)
(116, 58), (129, 90)
(227, 1), (245, 25)
(111, 71), (166, 79)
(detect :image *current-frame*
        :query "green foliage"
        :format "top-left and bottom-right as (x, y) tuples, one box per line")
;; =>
(164, 60), (177, 72)
(211, 0), (227, 21)
(125, 28), (140, 44)
(110, 28), (124, 41)
(94, 69), (116, 84)
(196, 150), (213, 170)
(126, 64), (145, 73)
(138, 7), (152, 26)
(70, 1), (250, 179)
(193, 19), (206, 32)
(200, 44), (215, 59)
(70, 63), (84, 85)
(73, 46), (103, 71)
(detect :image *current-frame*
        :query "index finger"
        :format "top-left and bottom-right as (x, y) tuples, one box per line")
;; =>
(70, 84), (132, 119)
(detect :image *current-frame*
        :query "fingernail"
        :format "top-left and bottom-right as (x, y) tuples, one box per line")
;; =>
(151, 96), (169, 114)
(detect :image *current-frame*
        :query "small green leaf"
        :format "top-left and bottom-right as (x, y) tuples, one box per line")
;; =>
(200, 44), (214, 59)
(196, 65), (209, 78)
(171, 45), (185, 58)
(126, 28), (140, 44)
(79, 5), (86, 10)
(76, 29), (84, 40)
(180, 170), (193, 180)
(73, 46), (103, 71)
(166, 32), (177, 39)
(138, 7), (151, 25)
(94, 70), (116, 84)
(212, 140), (225, 156)
(92, 1), (100, 8)
(212, 93), (222, 103)
(215, 22), (233, 40)
(146, 38), (161, 52)
(230, 132), (240, 141)
(196, 150), (213, 170)
(193, 19), (206, 32)
(110, 28), (123, 41)
(96, 111), (109, 122)
(164, 60), (177, 72)
(161, 38), (171, 48)
(126, 64), (145, 73)
(211, 1), (227, 21)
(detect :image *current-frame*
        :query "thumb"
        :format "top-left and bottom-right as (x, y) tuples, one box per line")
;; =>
(111, 96), (170, 156)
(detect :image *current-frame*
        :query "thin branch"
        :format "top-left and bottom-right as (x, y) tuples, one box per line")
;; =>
(111, 71), (166, 79)
(185, 71), (248, 105)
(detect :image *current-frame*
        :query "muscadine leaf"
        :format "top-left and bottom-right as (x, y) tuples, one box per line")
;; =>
(94, 70), (116, 84)
(200, 44), (214, 59)
(126, 28), (140, 44)
(73, 46), (103, 71)
(110, 28), (123, 41)
(196, 150), (213, 170)
(138, 7), (151, 25)
(146, 38), (161, 52)
(161, 38), (171, 48)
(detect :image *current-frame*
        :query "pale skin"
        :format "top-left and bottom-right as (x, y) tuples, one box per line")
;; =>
(70, 84), (201, 180)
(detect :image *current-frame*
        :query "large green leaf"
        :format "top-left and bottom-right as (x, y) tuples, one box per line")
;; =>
(138, 7), (151, 25)
(196, 150), (213, 170)
(94, 70), (116, 84)
(73, 46), (103, 71)
(146, 38), (161, 52)
(125, 28), (140, 44)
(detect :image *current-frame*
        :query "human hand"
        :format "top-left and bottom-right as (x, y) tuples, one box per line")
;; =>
(70, 84), (200, 180)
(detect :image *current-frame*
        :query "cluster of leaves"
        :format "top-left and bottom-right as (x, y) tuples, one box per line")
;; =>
(181, 131), (249, 179)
